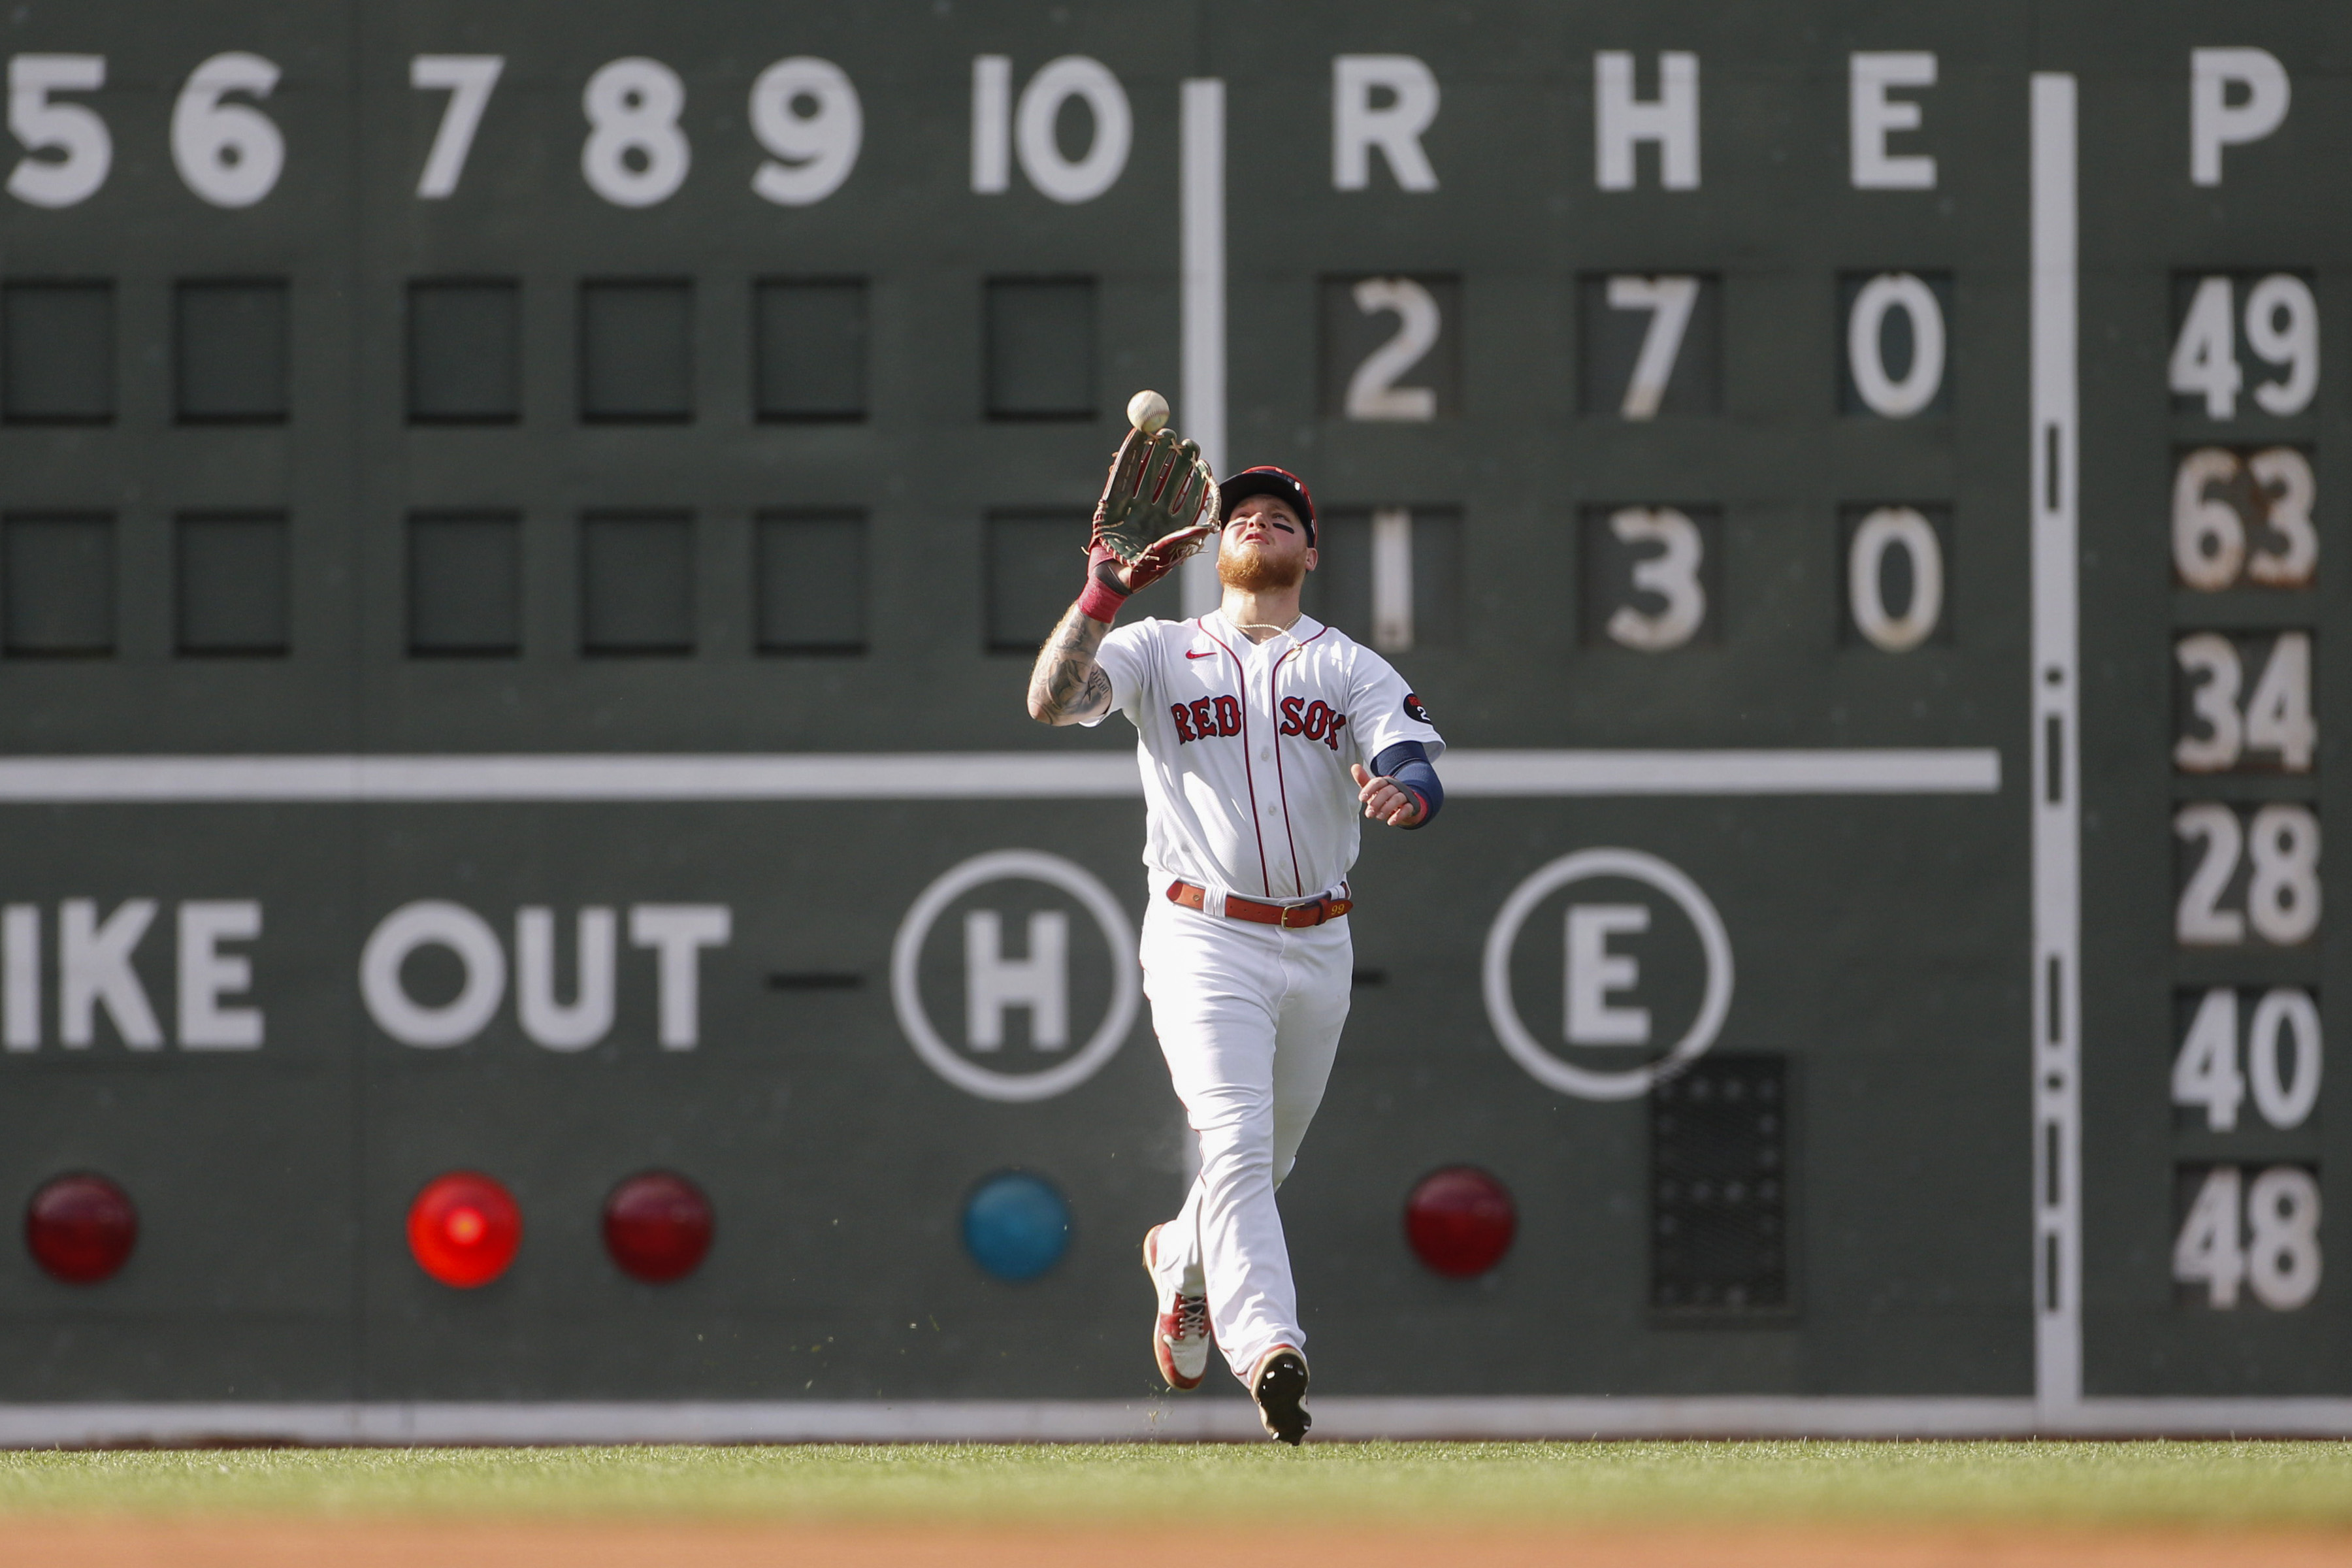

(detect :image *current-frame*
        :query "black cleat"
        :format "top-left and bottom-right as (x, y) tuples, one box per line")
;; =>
(1250, 1346), (1310, 1445)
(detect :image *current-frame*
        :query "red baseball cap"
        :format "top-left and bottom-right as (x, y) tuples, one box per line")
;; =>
(1218, 466), (1316, 546)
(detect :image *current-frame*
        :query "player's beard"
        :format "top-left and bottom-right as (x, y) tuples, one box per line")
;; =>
(1217, 538), (1305, 593)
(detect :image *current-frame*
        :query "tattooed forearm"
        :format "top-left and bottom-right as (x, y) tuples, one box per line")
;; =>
(1026, 604), (1117, 725)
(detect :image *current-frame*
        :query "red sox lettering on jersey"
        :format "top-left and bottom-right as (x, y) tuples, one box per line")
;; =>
(1173, 694), (1350, 751)
(1091, 609), (1445, 902)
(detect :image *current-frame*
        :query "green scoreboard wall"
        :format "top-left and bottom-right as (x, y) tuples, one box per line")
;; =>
(0, 0), (2344, 1437)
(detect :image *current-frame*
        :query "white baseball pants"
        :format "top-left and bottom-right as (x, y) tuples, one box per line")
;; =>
(1139, 893), (1352, 1380)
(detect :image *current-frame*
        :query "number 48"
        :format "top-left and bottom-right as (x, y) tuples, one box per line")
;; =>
(2174, 1165), (2321, 1310)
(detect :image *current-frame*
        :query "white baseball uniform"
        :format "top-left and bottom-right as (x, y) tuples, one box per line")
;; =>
(1090, 607), (1445, 1378)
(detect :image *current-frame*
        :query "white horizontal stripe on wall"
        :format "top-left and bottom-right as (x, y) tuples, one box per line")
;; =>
(0, 749), (2001, 804)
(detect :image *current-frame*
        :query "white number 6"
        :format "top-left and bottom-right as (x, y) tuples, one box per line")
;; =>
(7, 54), (110, 208)
(171, 52), (283, 208)
(750, 57), (861, 206)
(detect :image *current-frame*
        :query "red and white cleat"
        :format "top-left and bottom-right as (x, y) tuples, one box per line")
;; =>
(1141, 1224), (1211, 1390)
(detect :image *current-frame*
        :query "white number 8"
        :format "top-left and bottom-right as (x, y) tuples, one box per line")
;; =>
(582, 58), (689, 208)
(750, 57), (860, 206)
(2247, 1166), (2322, 1310)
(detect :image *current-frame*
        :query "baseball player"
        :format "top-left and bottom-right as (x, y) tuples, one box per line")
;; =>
(1024, 421), (1445, 1444)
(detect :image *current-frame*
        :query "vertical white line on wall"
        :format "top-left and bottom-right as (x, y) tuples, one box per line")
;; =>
(1180, 78), (1226, 619)
(1371, 507), (1414, 650)
(2029, 71), (2082, 1418)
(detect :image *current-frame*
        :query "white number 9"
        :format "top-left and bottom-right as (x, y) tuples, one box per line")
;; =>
(750, 57), (860, 206)
(581, 57), (689, 208)
(171, 52), (283, 208)
(2245, 274), (2318, 417)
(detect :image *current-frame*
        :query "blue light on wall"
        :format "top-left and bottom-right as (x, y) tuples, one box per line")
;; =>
(962, 1171), (1070, 1281)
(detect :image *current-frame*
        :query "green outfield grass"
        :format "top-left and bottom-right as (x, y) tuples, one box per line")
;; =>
(0, 1441), (2349, 1526)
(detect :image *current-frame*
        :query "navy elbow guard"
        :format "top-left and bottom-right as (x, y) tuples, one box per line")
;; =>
(1371, 742), (1443, 828)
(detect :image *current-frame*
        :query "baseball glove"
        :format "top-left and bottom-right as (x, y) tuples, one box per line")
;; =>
(1088, 427), (1221, 592)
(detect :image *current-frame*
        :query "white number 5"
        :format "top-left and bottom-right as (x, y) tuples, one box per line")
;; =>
(7, 54), (110, 208)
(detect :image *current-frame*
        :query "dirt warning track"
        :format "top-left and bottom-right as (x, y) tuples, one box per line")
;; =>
(8, 1522), (2352, 1568)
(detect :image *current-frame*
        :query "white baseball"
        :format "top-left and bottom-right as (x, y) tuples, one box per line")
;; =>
(1126, 389), (1170, 434)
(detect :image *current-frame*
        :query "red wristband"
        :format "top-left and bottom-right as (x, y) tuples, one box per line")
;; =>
(1075, 574), (1129, 625)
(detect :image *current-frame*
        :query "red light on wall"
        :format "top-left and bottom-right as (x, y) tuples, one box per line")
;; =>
(25, 1173), (137, 1284)
(602, 1171), (713, 1282)
(1404, 1166), (1517, 1279)
(407, 1171), (521, 1288)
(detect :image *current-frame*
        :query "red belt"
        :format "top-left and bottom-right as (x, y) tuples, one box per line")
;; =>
(1167, 880), (1352, 928)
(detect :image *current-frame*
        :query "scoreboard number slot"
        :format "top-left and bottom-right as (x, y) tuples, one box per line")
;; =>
(1320, 275), (1458, 422)
(2174, 802), (2319, 947)
(2172, 446), (2317, 590)
(1840, 271), (1950, 419)
(1346, 278), (1442, 421)
(2172, 987), (2322, 1132)
(1580, 274), (1719, 419)
(1583, 506), (1716, 651)
(2170, 272), (2321, 420)
(2172, 630), (2314, 773)
(2174, 1164), (2321, 1311)
(1843, 505), (1947, 652)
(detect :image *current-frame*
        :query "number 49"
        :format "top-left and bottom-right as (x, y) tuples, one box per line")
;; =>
(2170, 274), (2319, 419)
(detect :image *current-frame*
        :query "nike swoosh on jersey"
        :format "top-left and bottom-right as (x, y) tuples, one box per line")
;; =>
(1184, 649), (1217, 659)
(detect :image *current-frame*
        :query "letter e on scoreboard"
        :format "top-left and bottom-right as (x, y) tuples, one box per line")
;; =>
(1565, 904), (1650, 1045)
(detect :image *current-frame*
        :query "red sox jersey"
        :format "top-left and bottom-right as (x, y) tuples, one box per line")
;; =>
(1090, 610), (1446, 902)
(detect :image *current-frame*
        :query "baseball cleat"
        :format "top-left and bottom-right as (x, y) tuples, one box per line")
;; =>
(1142, 1224), (1211, 1390)
(1250, 1345), (1311, 1445)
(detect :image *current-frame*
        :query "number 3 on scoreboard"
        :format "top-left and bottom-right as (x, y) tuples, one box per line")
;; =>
(2174, 1165), (2320, 1310)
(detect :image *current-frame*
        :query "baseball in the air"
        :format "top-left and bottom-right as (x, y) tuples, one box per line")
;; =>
(1126, 389), (1170, 434)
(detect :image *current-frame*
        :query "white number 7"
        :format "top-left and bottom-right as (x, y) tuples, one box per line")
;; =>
(410, 55), (504, 199)
(1607, 275), (1698, 420)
